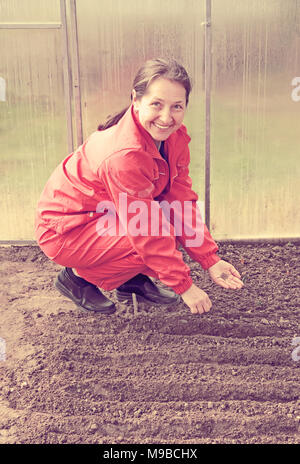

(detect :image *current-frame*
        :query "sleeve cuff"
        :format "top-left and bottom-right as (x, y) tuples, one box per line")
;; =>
(199, 253), (221, 270)
(171, 276), (193, 295)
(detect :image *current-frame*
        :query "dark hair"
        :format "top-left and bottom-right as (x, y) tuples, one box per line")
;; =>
(97, 58), (192, 131)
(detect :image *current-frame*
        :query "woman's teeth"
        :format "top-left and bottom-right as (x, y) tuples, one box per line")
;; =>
(154, 123), (171, 129)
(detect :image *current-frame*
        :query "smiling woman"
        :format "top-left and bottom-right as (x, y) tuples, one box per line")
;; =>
(35, 57), (243, 316)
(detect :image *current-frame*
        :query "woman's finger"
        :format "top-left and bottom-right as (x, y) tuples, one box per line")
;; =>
(204, 299), (212, 312)
(226, 277), (244, 289)
(198, 305), (205, 314)
(229, 267), (241, 279)
(213, 274), (243, 289)
(193, 304), (203, 314)
(213, 276), (230, 289)
(190, 301), (208, 314)
(230, 275), (244, 286)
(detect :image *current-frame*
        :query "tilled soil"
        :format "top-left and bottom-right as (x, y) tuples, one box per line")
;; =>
(0, 242), (299, 444)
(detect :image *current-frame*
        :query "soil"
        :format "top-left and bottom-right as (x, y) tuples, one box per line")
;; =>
(0, 241), (299, 444)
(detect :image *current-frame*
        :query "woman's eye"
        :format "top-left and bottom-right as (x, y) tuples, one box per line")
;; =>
(151, 102), (161, 107)
(174, 104), (183, 110)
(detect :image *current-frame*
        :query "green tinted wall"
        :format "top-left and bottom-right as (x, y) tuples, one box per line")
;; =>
(210, 0), (300, 239)
(0, 0), (68, 240)
(0, 0), (299, 240)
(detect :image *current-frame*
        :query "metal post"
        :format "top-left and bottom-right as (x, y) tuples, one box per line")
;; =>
(69, 0), (83, 147)
(204, 0), (212, 231)
(60, 0), (74, 153)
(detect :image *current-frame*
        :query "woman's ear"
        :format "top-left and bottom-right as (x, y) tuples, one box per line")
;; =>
(131, 89), (139, 111)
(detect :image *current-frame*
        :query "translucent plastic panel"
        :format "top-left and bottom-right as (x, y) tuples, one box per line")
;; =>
(0, 28), (68, 240)
(210, 0), (300, 239)
(0, 0), (60, 22)
(75, 0), (206, 201)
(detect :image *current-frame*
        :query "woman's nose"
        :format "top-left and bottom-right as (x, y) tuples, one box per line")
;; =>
(159, 108), (173, 124)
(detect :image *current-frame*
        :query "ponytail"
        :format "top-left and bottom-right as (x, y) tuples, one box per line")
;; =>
(97, 106), (129, 131)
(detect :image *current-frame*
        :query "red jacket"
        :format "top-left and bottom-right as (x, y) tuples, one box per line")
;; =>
(36, 105), (220, 294)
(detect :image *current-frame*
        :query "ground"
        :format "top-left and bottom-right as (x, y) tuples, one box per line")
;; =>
(0, 241), (299, 444)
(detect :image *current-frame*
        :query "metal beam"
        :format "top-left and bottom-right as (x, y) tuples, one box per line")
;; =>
(69, 0), (83, 146)
(60, 0), (74, 153)
(0, 22), (62, 29)
(204, 0), (212, 231)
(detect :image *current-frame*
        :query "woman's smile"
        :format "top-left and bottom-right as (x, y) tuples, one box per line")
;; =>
(152, 121), (175, 134)
(153, 122), (173, 129)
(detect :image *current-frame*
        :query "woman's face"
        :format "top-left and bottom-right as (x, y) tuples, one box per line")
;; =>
(132, 77), (187, 144)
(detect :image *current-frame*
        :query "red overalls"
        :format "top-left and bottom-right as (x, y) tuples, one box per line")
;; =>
(35, 106), (220, 294)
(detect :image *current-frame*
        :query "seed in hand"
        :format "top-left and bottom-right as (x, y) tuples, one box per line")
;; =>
(220, 272), (229, 280)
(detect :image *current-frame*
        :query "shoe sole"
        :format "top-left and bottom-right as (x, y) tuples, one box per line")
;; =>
(55, 278), (116, 315)
(115, 289), (180, 306)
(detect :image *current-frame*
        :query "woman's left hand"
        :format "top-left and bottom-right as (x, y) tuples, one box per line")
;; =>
(208, 259), (244, 290)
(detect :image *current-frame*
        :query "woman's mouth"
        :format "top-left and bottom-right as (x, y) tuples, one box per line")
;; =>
(153, 122), (172, 131)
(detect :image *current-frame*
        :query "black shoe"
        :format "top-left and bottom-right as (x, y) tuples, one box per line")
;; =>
(55, 267), (116, 315)
(115, 274), (180, 305)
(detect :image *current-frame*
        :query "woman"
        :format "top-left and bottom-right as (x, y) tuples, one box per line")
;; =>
(35, 58), (243, 316)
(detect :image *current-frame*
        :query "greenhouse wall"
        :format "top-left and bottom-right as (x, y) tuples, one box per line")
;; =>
(0, 0), (299, 241)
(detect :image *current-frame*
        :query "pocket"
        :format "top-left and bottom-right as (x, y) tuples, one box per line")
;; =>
(153, 164), (159, 181)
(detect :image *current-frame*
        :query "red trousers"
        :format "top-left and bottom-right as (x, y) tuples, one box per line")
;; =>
(35, 217), (158, 290)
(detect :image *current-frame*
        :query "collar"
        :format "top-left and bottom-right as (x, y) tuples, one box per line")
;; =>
(130, 105), (160, 155)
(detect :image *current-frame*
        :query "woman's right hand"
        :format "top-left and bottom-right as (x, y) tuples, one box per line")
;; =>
(181, 284), (212, 314)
